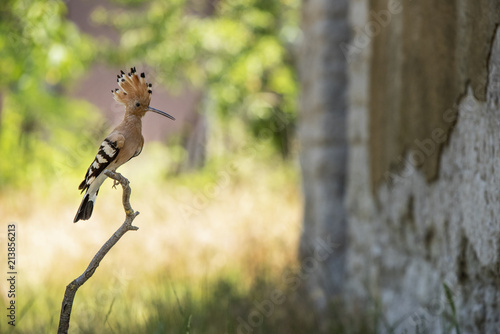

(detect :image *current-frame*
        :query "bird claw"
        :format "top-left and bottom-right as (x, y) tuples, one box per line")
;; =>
(112, 179), (120, 189)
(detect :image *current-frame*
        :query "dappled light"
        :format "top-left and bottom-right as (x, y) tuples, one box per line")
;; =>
(0, 0), (321, 333)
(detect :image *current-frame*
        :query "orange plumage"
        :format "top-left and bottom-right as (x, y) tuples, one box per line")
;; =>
(74, 67), (175, 223)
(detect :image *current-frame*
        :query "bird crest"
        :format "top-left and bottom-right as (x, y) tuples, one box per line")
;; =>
(112, 67), (153, 110)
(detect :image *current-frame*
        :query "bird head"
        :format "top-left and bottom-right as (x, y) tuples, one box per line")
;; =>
(112, 67), (175, 120)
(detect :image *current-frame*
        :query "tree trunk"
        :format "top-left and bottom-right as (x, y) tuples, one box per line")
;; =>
(298, 0), (349, 311)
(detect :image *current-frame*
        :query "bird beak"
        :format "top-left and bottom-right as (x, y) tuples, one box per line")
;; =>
(147, 106), (175, 120)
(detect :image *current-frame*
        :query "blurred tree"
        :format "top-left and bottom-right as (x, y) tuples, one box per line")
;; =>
(297, 0), (349, 314)
(0, 0), (99, 188)
(95, 0), (300, 159)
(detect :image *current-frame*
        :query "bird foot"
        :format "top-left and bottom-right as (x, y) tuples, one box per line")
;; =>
(112, 179), (120, 189)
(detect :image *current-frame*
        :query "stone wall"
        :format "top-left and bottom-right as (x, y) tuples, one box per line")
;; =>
(346, 0), (500, 332)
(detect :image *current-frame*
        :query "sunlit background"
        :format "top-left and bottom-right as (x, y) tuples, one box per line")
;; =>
(0, 0), (311, 332)
(3, 1), (492, 333)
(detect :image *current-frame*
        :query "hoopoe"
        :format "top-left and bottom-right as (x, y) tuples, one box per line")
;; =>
(74, 67), (175, 223)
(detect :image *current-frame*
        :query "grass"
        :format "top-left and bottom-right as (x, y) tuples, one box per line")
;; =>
(0, 142), (462, 334)
(0, 143), (312, 333)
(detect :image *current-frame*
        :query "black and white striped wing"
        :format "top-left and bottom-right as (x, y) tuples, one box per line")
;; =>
(78, 138), (119, 193)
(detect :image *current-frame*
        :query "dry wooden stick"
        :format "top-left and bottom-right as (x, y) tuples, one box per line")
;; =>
(57, 170), (139, 334)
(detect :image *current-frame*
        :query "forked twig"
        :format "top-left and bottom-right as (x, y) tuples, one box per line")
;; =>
(57, 170), (139, 334)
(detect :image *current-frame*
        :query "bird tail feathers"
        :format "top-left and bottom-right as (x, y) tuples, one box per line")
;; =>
(74, 190), (98, 223)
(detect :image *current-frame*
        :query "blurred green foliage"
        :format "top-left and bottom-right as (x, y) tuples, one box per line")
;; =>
(0, 0), (300, 189)
(0, 0), (100, 188)
(97, 0), (300, 157)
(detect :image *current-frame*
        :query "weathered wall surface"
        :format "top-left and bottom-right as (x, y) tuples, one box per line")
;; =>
(347, 0), (500, 332)
(369, 0), (500, 187)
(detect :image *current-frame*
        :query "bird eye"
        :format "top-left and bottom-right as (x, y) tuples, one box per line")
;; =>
(135, 102), (140, 107)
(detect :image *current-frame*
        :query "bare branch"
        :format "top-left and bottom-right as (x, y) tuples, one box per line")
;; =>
(57, 170), (140, 334)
